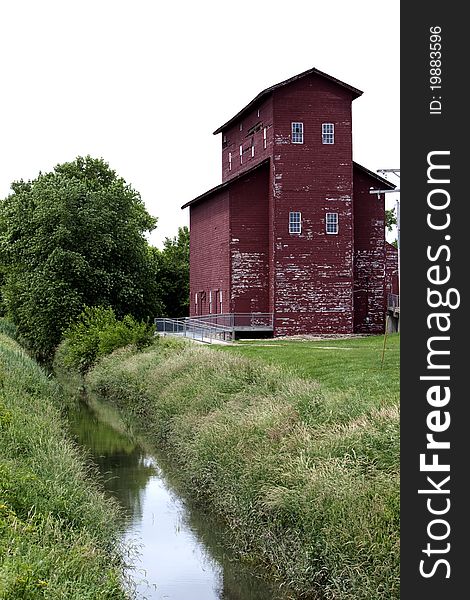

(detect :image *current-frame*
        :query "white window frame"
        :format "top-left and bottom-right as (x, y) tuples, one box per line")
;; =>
(289, 211), (302, 234)
(291, 122), (304, 144)
(263, 127), (267, 149)
(228, 152), (232, 171)
(219, 290), (223, 313)
(322, 123), (335, 144)
(251, 138), (255, 157)
(239, 144), (243, 164)
(326, 212), (338, 234)
(209, 290), (212, 313)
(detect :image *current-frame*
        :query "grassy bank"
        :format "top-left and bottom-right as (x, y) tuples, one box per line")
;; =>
(83, 336), (399, 600)
(0, 331), (132, 599)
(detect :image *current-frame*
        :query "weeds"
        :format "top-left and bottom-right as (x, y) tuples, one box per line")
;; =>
(0, 332), (132, 599)
(83, 336), (399, 599)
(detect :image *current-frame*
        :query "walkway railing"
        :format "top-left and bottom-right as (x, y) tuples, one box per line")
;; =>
(154, 317), (233, 343)
(154, 313), (274, 344)
(190, 313), (274, 330)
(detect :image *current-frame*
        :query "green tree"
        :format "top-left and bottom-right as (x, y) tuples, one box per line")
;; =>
(155, 226), (190, 317)
(0, 156), (160, 361)
(385, 207), (398, 248)
(385, 207), (397, 231)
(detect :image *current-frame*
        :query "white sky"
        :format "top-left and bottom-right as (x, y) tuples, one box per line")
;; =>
(0, 0), (399, 248)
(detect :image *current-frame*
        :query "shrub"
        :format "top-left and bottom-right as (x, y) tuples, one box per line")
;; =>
(57, 306), (155, 373)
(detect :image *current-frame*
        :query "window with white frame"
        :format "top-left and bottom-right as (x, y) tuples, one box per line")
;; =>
(239, 145), (243, 164)
(209, 290), (212, 313)
(263, 127), (267, 149)
(289, 211), (302, 234)
(326, 212), (338, 234)
(228, 152), (232, 171)
(291, 122), (304, 144)
(322, 123), (334, 144)
(219, 290), (223, 313)
(251, 138), (255, 157)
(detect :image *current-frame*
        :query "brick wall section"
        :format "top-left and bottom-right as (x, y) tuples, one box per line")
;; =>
(229, 164), (270, 313)
(385, 242), (399, 296)
(271, 75), (355, 335)
(353, 166), (386, 333)
(189, 191), (230, 317)
(221, 96), (274, 183)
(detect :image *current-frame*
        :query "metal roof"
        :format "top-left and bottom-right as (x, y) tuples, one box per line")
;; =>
(213, 67), (363, 135)
(181, 159), (270, 210)
(353, 162), (397, 189)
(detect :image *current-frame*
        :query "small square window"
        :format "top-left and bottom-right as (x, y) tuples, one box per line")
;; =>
(322, 123), (334, 144)
(289, 211), (302, 234)
(326, 212), (338, 234)
(291, 122), (304, 144)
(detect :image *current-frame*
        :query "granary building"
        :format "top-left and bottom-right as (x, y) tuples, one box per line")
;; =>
(181, 67), (398, 337)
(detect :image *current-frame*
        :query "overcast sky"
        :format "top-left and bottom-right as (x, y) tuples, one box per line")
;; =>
(1, 0), (399, 247)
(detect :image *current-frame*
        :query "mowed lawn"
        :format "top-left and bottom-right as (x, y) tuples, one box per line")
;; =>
(220, 334), (399, 414)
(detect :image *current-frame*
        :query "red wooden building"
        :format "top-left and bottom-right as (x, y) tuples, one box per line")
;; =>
(181, 67), (398, 336)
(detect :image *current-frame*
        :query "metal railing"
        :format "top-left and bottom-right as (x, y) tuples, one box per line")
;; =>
(154, 313), (274, 344)
(154, 317), (233, 343)
(190, 313), (274, 330)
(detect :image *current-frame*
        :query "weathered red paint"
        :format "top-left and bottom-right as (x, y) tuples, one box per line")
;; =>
(184, 69), (397, 335)
(385, 242), (399, 297)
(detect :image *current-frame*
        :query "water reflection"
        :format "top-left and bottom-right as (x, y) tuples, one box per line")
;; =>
(67, 400), (286, 600)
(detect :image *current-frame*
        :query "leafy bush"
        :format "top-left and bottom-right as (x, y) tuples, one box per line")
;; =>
(0, 156), (160, 363)
(57, 306), (155, 373)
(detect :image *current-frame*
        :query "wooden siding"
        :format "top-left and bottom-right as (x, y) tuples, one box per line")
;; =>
(353, 165), (387, 333)
(189, 191), (230, 317)
(229, 163), (270, 313)
(271, 74), (355, 335)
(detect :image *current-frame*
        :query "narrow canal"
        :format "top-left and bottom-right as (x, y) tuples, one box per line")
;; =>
(67, 399), (287, 600)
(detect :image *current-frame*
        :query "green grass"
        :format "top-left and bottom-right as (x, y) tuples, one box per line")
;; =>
(222, 334), (399, 385)
(0, 331), (132, 599)
(81, 335), (399, 600)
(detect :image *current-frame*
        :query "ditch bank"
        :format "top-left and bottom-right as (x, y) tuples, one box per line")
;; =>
(0, 332), (131, 599)
(78, 337), (399, 600)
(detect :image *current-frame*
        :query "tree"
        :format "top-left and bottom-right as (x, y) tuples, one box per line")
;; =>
(0, 156), (160, 361)
(385, 207), (397, 232)
(155, 226), (190, 317)
(385, 207), (398, 248)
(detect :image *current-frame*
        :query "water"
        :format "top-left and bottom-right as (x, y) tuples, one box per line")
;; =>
(68, 399), (286, 600)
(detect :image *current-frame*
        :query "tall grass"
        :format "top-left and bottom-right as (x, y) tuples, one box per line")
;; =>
(0, 332), (133, 599)
(84, 337), (399, 600)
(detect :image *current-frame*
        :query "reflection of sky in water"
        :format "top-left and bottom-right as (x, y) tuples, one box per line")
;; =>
(125, 472), (222, 600)
(69, 401), (286, 600)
